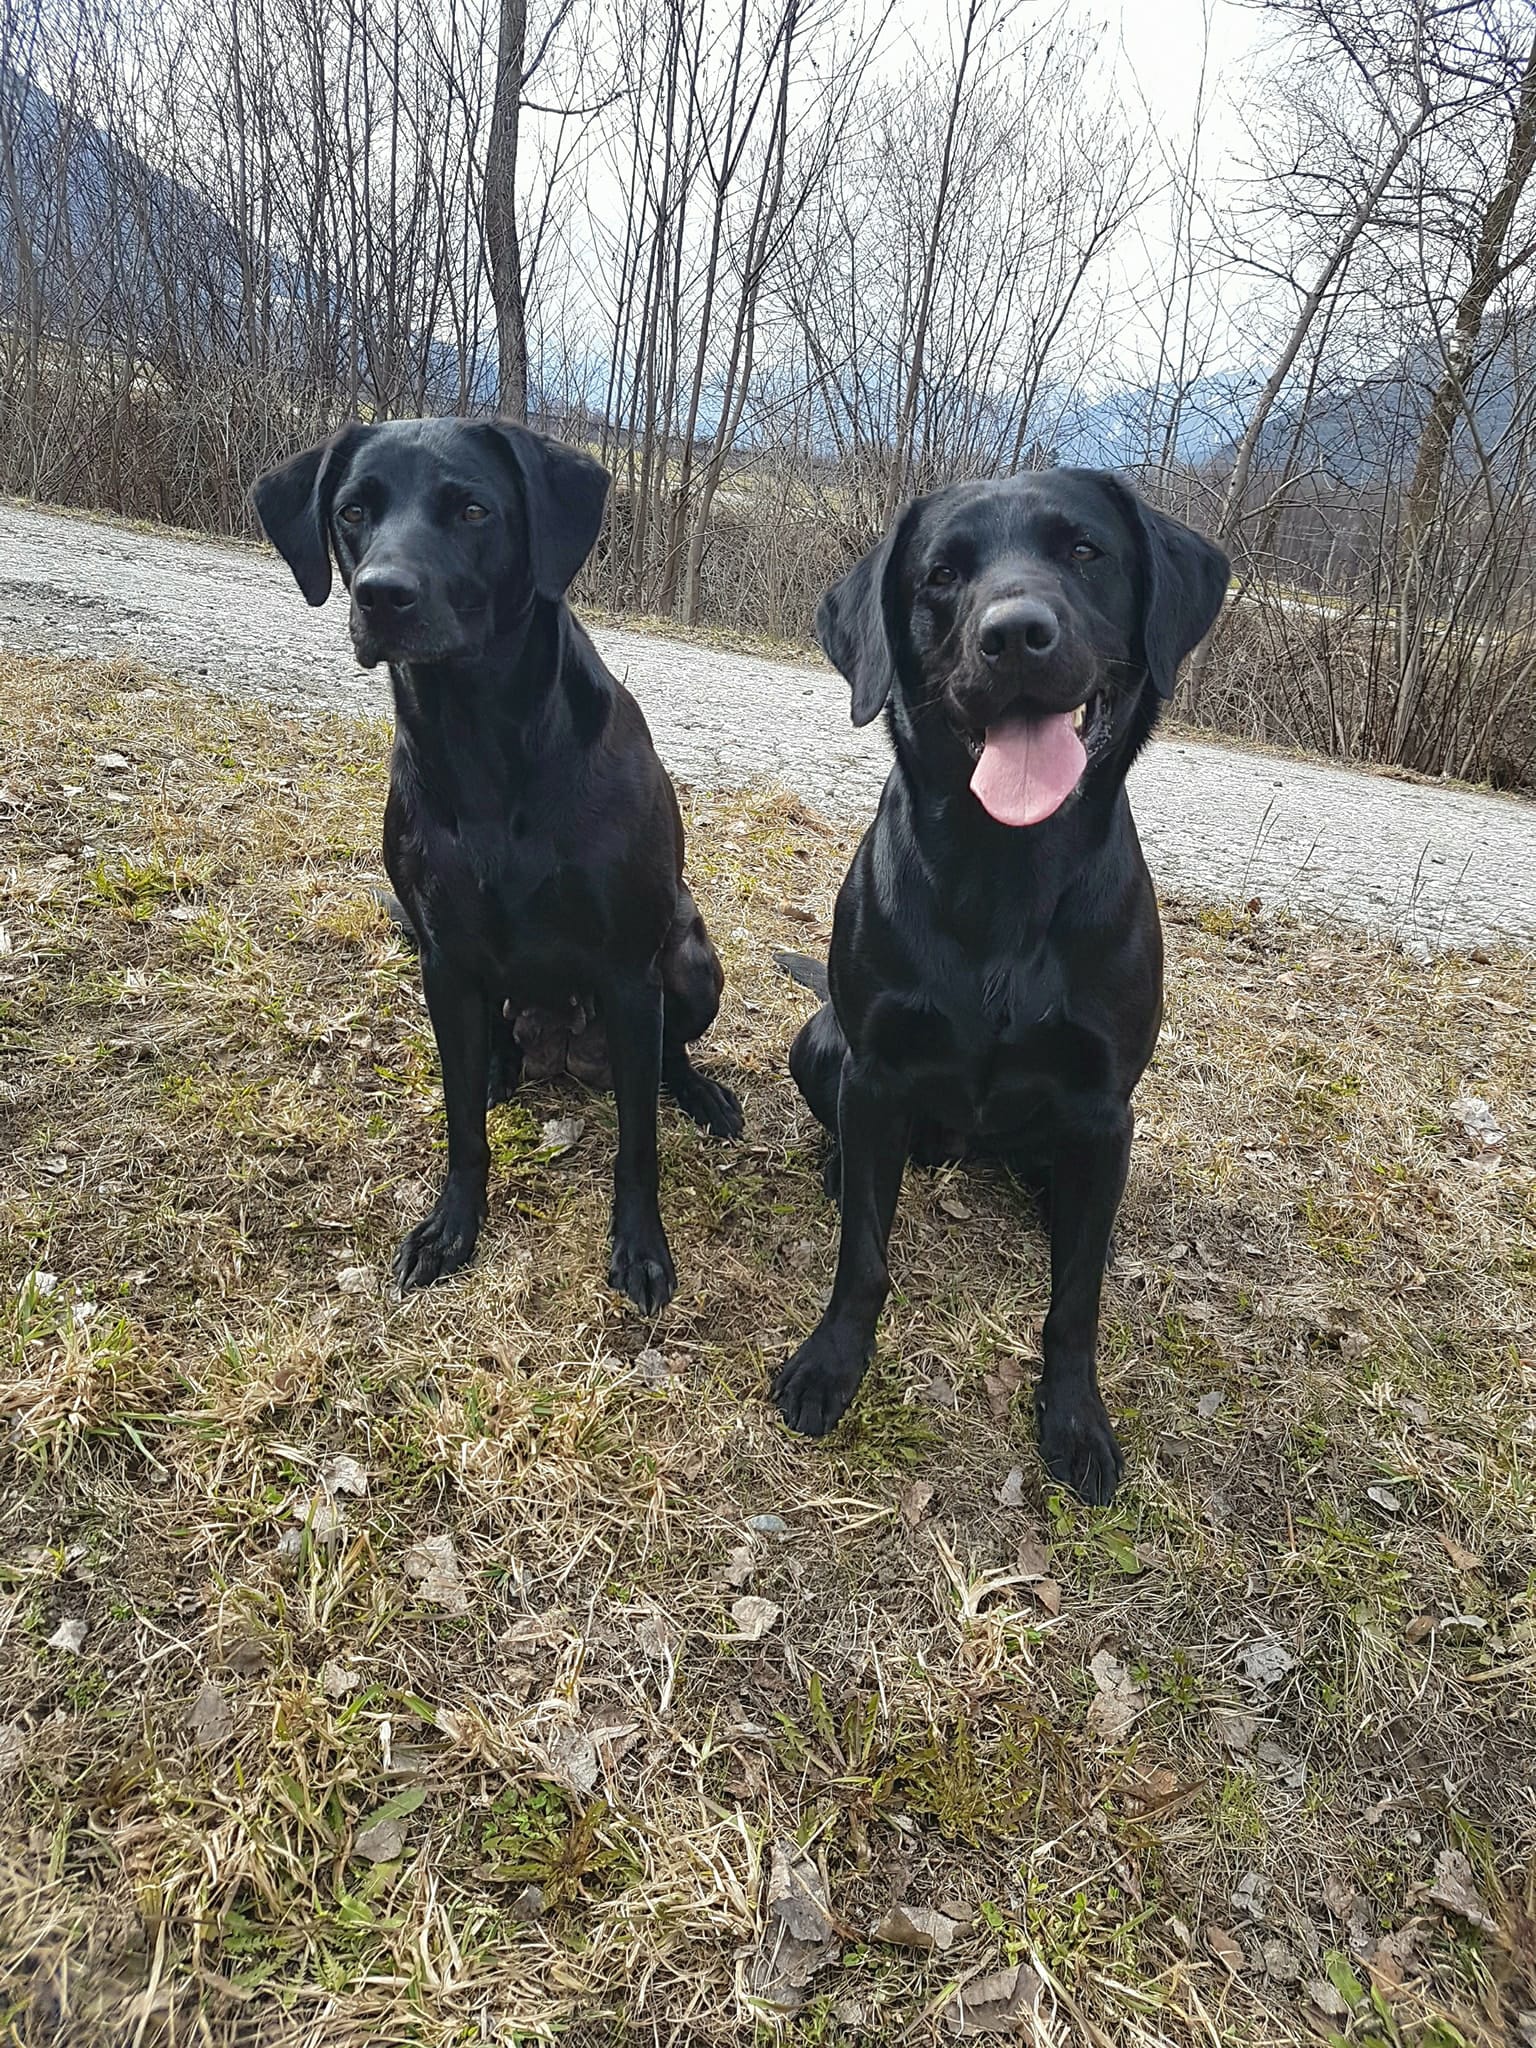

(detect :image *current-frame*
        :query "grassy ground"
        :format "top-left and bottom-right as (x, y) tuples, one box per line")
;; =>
(1, 652), (1533, 2048)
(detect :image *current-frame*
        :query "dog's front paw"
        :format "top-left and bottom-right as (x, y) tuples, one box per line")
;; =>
(393, 1185), (483, 1291)
(1035, 1383), (1124, 1506)
(609, 1224), (676, 1314)
(669, 1065), (744, 1140)
(772, 1322), (871, 1437)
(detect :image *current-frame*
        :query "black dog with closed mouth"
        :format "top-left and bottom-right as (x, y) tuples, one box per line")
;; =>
(253, 418), (741, 1310)
(774, 469), (1227, 1503)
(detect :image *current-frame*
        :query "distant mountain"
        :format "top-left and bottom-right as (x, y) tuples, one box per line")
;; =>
(1247, 341), (1521, 488)
(1048, 373), (1260, 472)
(0, 59), (487, 407)
(0, 59), (257, 342)
(1053, 344), (1524, 489)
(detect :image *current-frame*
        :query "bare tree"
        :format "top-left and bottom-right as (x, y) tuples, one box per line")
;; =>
(1211, 0), (1445, 555)
(5, 0), (1535, 785)
(484, 0), (529, 419)
(1398, 25), (1536, 572)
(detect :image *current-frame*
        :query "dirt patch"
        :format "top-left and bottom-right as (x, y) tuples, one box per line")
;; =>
(2, 653), (1534, 2045)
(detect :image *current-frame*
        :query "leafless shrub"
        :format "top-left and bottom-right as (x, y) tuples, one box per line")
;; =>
(2, 0), (1534, 783)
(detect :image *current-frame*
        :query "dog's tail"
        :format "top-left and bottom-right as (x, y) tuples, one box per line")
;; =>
(372, 887), (419, 950)
(773, 949), (829, 998)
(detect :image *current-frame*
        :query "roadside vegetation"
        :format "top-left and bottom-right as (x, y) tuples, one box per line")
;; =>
(5, 3), (1536, 782)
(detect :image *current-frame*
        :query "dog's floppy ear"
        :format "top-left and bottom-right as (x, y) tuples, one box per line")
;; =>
(251, 424), (363, 607)
(482, 421), (610, 599)
(816, 501), (920, 728)
(1109, 479), (1229, 696)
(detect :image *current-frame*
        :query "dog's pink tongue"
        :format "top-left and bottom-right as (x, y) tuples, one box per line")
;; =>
(969, 712), (1086, 826)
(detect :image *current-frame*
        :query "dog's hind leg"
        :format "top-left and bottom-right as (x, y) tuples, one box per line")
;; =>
(773, 1059), (910, 1435)
(788, 1004), (844, 1127)
(660, 887), (743, 1139)
(372, 888), (419, 949)
(788, 1002), (847, 1197)
(486, 1002), (524, 1107)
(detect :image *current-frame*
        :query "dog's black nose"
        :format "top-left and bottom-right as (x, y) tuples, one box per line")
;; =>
(353, 567), (421, 616)
(978, 598), (1059, 663)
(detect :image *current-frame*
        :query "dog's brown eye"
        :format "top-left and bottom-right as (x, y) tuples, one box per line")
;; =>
(462, 502), (490, 523)
(339, 503), (364, 526)
(1071, 540), (1100, 561)
(927, 564), (957, 586)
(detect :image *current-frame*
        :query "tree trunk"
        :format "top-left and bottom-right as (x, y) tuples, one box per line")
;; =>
(1185, 100), (1430, 710)
(1398, 35), (1536, 578)
(880, 0), (982, 526)
(1390, 34), (1536, 765)
(484, 0), (529, 421)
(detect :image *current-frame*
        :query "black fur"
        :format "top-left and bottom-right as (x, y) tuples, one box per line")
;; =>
(773, 468), (1228, 1503)
(253, 417), (742, 1309)
(772, 950), (829, 998)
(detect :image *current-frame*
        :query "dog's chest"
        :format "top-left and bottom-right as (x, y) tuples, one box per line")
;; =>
(407, 813), (603, 983)
(969, 957), (1098, 1080)
(868, 951), (1110, 1126)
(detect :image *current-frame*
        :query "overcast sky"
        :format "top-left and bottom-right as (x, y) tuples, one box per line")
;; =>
(859, 0), (1279, 379)
(540, 0), (1283, 390)
(1109, 0), (1265, 147)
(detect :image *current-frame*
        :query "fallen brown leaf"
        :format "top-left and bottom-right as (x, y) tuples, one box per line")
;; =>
(730, 1595), (782, 1641)
(186, 1679), (234, 1753)
(353, 1815), (407, 1863)
(899, 1479), (935, 1530)
(1212, 1708), (1259, 1752)
(1437, 1529), (1482, 1573)
(1087, 1649), (1146, 1742)
(995, 1467), (1026, 1509)
(403, 1534), (469, 1615)
(322, 1452), (368, 1497)
(1118, 1764), (1180, 1813)
(321, 1660), (357, 1699)
(745, 1842), (835, 2011)
(871, 1903), (960, 1952)
(940, 1962), (1044, 2037)
(721, 1544), (755, 1588)
(1207, 1926), (1245, 1972)
(983, 1359), (1024, 1421)
(1369, 1921), (1424, 1987)
(1426, 1848), (1497, 1933)
(1015, 1532), (1051, 1580)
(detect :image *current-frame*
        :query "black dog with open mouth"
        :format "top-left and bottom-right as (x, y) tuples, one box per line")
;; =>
(774, 468), (1228, 1503)
(253, 417), (742, 1310)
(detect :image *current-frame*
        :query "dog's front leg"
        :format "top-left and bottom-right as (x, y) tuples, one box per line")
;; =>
(1035, 1104), (1132, 1505)
(774, 1057), (909, 1436)
(600, 966), (675, 1313)
(393, 953), (492, 1290)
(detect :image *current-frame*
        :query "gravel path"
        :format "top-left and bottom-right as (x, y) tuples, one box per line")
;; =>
(3, 498), (1532, 953)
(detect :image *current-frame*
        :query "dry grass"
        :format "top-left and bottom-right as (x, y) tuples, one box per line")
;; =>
(1, 651), (1534, 2048)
